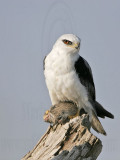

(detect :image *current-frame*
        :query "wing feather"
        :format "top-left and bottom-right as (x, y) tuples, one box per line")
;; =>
(74, 56), (96, 100)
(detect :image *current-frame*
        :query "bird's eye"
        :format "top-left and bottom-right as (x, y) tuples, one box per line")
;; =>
(63, 39), (72, 45)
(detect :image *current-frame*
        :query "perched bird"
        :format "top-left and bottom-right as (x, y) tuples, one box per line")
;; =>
(44, 34), (114, 135)
(43, 101), (107, 135)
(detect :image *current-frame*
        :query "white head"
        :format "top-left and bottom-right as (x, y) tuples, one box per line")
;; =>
(53, 34), (81, 54)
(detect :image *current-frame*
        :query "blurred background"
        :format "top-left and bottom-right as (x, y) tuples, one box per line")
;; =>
(0, 0), (119, 159)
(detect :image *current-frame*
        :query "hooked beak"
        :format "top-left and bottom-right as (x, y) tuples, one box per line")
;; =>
(75, 43), (80, 49)
(69, 42), (80, 50)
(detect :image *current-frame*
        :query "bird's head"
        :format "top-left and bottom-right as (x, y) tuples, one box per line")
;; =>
(53, 34), (81, 54)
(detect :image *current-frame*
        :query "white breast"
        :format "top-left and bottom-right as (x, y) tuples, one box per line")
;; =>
(44, 50), (89, 109)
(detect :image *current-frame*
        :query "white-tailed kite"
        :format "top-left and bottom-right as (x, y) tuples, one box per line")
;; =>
(44, 34), (114, 135)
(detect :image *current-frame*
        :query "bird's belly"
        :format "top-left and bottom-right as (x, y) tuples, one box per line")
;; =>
(46, 69), (88, 108)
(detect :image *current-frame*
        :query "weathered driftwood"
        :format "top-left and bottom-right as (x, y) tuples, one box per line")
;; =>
(22, 115), (102, 160)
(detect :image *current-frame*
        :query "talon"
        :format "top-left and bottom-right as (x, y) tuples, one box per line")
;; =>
(45, 110), (49, 115)
(43, 110), (50, 122)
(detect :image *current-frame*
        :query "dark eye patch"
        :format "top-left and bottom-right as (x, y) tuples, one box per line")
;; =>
(62, 39), (73, 45)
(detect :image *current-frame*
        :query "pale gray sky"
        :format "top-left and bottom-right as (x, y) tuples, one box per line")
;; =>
(0, 0), (119, 160)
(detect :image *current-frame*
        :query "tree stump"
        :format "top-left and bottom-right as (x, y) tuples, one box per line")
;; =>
(22, 115), (102, 160)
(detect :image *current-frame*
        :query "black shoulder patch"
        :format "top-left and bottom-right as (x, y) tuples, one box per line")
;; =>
(74, 56), (96, 100)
